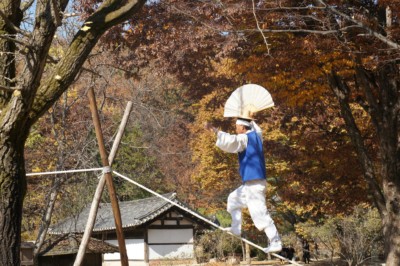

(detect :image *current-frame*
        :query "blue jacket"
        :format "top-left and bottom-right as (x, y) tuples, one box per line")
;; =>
(238, 131), (266, 182)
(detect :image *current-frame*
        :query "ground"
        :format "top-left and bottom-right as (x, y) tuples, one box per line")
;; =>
(200, 257), (385, 266)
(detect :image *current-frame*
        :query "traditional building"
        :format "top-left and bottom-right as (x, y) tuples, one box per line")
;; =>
(39, 235), (119, 266)
(49, 193), (212, 265)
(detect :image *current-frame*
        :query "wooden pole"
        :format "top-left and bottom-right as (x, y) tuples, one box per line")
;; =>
(245, 242), (251, 264)
(73, 100), (132, 266)
(75, 87), (129, 266)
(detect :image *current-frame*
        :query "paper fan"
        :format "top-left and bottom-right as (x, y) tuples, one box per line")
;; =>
(223, 84), (274, 119)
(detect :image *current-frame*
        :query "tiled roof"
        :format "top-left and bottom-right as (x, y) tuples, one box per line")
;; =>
(39, 234), (119, 256)
(49, 192), (192, 234)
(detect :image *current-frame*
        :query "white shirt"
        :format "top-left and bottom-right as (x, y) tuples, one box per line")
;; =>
(216, 121), (263, 153)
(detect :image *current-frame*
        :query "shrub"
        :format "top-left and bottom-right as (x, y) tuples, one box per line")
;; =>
(295, 205), (383, 266)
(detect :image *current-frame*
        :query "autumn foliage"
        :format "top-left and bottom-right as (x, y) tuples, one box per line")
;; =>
(11, 0), (400, 265)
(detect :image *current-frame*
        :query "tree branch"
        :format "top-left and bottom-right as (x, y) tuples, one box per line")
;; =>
(62, 12), (80, 19)
(327, 71), (387, 216)
(21, 0), (35, 13)
(252, 0), (271, 55)
(28, 0), (147, 124)
(233, 25), (360, 35)
(355, 67), (382, 128)
(50, 0), (62, 26)
(316, 0), (400, 50)
(0, 85), (19, 91)
(0, 9), (29, 36)
(170, 6), (225, 34)
(0, 34), (31, 48)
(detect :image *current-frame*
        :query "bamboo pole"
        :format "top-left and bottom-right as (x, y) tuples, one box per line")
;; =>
(74, 100), (132, 266)
(73, 88), (130, 266)
(245, 242), (251, 264)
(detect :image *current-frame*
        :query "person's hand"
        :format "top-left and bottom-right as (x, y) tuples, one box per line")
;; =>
(204, 122), (218, 134)
(248, 111), (255, 119)
(204, 122), (213, 131)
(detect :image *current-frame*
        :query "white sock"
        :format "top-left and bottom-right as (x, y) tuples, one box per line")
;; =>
(264, 224), (280, 243)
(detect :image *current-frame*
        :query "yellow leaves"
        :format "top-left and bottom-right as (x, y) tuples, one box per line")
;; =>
(289, 181), (300, 189)
(294, 220), (319, 239)
(31, 166), (42, 173)
(284, 200), (317, 217)
(349, 103), (371, 131)
(319, 53), (355, 76)
(48, 38), (65, 61)
(66, 86), (79, 98)
(210, 58), (238, 79)
(268, 160), (290, 173)
(21, 231), (35, 241)
(25, 130), (44, 148)
(265, 127), (289, 142)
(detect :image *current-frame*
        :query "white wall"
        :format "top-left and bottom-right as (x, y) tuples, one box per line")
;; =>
(148, 229), (193, 243)
(104, 239), (145, 261)
(148, 244), (194, 260)
(148, 228), (194, 259)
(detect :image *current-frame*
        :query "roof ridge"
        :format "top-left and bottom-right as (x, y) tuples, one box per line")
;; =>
(98, 192), (176, 206)
(134, 193), (179, 220)
(49, 192), (181, 234)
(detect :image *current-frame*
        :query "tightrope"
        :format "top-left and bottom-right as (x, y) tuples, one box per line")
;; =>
(112, 170), (301, 266)
(26, 168), (104, 176)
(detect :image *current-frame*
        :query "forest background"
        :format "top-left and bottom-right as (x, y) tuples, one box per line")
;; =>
(0, 0), (399, 265)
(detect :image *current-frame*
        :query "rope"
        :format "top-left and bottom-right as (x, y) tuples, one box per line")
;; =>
(26, 168), (104, 176)
(112, 170), (301, 266)
(102, 166), (112, 174)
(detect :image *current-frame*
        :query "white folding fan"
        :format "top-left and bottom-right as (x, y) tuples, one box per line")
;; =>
(224, 84), (274, 119)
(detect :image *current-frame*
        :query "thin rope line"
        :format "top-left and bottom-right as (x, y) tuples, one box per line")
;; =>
(112, 170), (301, 266)
(26, 168), (104, 176)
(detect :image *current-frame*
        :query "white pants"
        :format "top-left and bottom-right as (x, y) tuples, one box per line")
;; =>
(227, 179), (280, 241)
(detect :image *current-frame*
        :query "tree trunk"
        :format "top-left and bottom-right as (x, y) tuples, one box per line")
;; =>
(382, 181), (400, 266)
(0, 1), (26, 263)
(0, 136), (27, 265)
(328, 62), (400, 266)
(34, 178), (62, 258)
(376, 64), (400, 266)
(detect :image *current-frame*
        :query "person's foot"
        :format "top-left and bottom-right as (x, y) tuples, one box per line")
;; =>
(222, 227), (241, 236)
(263, 240), (282, 253)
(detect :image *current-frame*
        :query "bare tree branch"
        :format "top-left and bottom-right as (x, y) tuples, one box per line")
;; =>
(62, 12), (81, 19)
(21, 0), (35, 13)
(0, 34), (31, 48)
(0, 85), (20, 91)
(51, 0), (62, 26)
(317, 0), (400, 50)
(170, 6), (223, 34)
(231, 27), (347, 35)
(0, 9), (29, 36)
(252, 0), (271, 55)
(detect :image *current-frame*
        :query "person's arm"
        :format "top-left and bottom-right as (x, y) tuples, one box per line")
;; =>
(216, 131), (247, 153)
(204, 122), (247, 153)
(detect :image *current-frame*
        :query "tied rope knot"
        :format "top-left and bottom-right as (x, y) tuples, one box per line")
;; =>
(102, 166), (112, 174)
